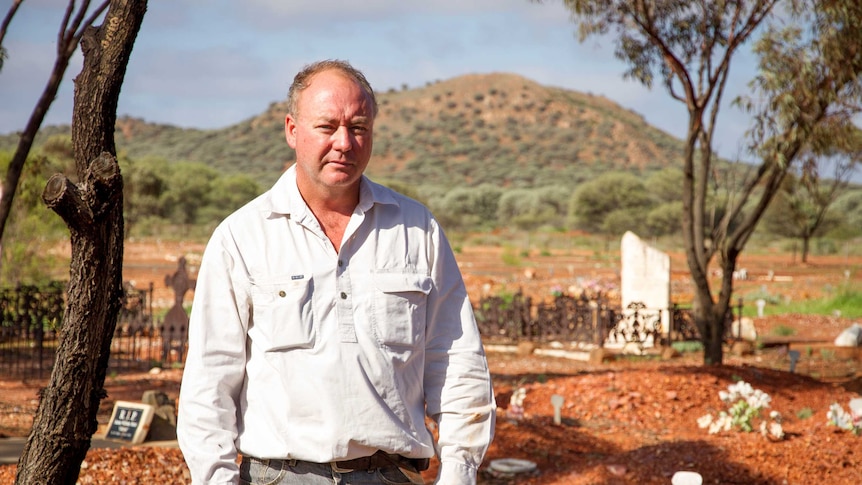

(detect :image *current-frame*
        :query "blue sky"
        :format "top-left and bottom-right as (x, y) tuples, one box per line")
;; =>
(1, 0), (762, 162)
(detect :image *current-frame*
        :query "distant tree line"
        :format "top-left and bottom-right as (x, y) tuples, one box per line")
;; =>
(2, 137), (861, 285)
(0, 137), (261, 283)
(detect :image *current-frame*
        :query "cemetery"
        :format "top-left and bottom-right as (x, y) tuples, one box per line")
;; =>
(0, 236), (860, 483)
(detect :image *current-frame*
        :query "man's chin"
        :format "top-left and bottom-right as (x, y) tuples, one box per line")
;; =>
(322, 171), (360, 188)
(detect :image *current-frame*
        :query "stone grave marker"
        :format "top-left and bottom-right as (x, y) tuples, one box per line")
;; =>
(142, 390), (177, 441)
(105, 401), (155, 444)
(620, 231), (670, 340)
(789, 350), (800, 373)
(162, 256), (196, 360)
(551, 394), (564, 425)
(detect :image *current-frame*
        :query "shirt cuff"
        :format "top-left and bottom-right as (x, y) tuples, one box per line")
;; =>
(434, 461), (478, 484)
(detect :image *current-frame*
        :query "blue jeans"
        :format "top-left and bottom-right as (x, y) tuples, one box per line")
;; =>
(238, 456), (425, 485)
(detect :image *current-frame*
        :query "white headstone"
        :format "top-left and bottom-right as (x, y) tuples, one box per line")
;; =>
(731, 317), (758, 342)
(756, 299), (766, 317)
(834, 323), (862, 347)
(621, 231), (671, 334)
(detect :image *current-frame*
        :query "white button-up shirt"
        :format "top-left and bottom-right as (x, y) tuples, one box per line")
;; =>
(177, 166), (496, 484)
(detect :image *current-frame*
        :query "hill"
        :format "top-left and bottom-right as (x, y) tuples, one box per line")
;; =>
(0, 72), (685, 189)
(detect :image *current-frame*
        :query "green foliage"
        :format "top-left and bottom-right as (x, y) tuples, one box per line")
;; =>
(760, 171), (847, 262)
(748, 283), (862, 319)
(646, 201), (683, 236)
(121, 156), (261, 238)
(0, 151), (69, 284)
(496, 186), (570, 231)
(500, 246), (522, 267)
(432, 184), (502, 231)
(569, 171), (653, 236)
(770, 325), (797, 337)
(796, 407), (814, 420)
(671, 341), (704, 353)
(828, 189), (862, 239)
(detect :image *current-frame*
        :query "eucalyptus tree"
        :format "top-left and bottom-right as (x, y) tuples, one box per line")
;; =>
(556, 0), (862, 364)
(15, 1), (147, 483)
(761, 139), (859, 262)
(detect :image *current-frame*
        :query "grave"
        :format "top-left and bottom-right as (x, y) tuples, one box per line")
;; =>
(162, 256), (196, 360)
(105, 401), (155, 444)
(142, 390), (178, 441)
(550, 394), (564, 426)
(619, 232), (670, 345)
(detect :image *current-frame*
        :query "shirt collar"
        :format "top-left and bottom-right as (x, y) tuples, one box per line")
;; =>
(267, 164), (398, 218)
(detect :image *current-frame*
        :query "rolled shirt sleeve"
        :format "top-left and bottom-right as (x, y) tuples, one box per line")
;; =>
(423, 219), (496, 484)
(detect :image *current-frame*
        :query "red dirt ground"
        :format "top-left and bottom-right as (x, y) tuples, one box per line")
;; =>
(1, 240), (860, 484)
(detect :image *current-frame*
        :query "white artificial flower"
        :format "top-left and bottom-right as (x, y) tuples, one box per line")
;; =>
(761, 421), (784, 439)
(747, 389), (771, 410)
(510, 388), (527, 407)
(769, 410), (781, 422)
(827, 403), (854, 430)
(769, 422), (785, 439)
(709, 413), (733, 434)
(728, 381), (753, 398)
(697, 414), (714, 429)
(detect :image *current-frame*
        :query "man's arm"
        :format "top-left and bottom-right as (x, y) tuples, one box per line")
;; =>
(423, 220), (496, 484)
(177, 233), (249, 484)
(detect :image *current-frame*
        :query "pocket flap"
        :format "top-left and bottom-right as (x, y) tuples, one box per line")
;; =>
(373, 272), (432, 294)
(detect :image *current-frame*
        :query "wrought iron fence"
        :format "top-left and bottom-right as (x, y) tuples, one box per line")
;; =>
(475, 292), (742, 347)
(0, 281), (186, 378)
(2, 282), (745, 377)
(474, 291), (620, 345)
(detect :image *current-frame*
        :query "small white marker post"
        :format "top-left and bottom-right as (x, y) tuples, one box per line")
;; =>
(551, 394), (564, 425)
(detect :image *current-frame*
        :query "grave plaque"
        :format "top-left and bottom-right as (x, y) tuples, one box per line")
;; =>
(105, 401), (155, 444)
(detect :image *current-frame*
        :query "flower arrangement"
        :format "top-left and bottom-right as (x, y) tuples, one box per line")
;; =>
(697, 380), (784, 440)
(826, 398), (862, 435)
(507, 387), (527, 420)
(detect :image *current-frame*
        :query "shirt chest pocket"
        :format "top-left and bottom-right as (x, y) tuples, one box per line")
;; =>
(249, 278), (314, 351)
(371, 272), (432, 349)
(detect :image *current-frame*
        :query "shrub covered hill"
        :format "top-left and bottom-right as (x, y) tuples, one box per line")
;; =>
(1, 72), (685, 190)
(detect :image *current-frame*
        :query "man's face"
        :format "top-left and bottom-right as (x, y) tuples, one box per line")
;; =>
(285, 69), (374, 196)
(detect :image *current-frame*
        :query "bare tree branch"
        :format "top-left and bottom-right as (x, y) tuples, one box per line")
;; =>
(0, 0), (109, 252)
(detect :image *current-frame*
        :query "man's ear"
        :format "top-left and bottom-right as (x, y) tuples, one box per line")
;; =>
(285, 114), (298, 149)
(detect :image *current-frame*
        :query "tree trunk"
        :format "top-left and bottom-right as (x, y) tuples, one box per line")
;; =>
(801, 236), (810, 264)
(692, 291), (725, 365)
(14, 2), (146, 484)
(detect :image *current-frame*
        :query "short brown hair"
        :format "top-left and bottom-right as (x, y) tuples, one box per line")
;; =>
(287, 59), (378, 118)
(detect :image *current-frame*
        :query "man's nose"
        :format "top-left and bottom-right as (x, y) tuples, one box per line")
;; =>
(332, 126), (352, 152)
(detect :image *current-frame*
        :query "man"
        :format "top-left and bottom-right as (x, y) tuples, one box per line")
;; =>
(177, 59), (496, 484)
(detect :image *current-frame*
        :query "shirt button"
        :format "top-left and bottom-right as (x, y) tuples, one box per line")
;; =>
(278, 290), (286, 297)
(340, 292), (347, 299)
(338, 260), (344, 267)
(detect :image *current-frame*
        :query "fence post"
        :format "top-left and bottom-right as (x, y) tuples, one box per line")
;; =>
(592, 302), (601, 347)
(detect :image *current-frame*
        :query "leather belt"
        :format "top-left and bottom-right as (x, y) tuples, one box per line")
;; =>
(331, 450), (430, 472)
